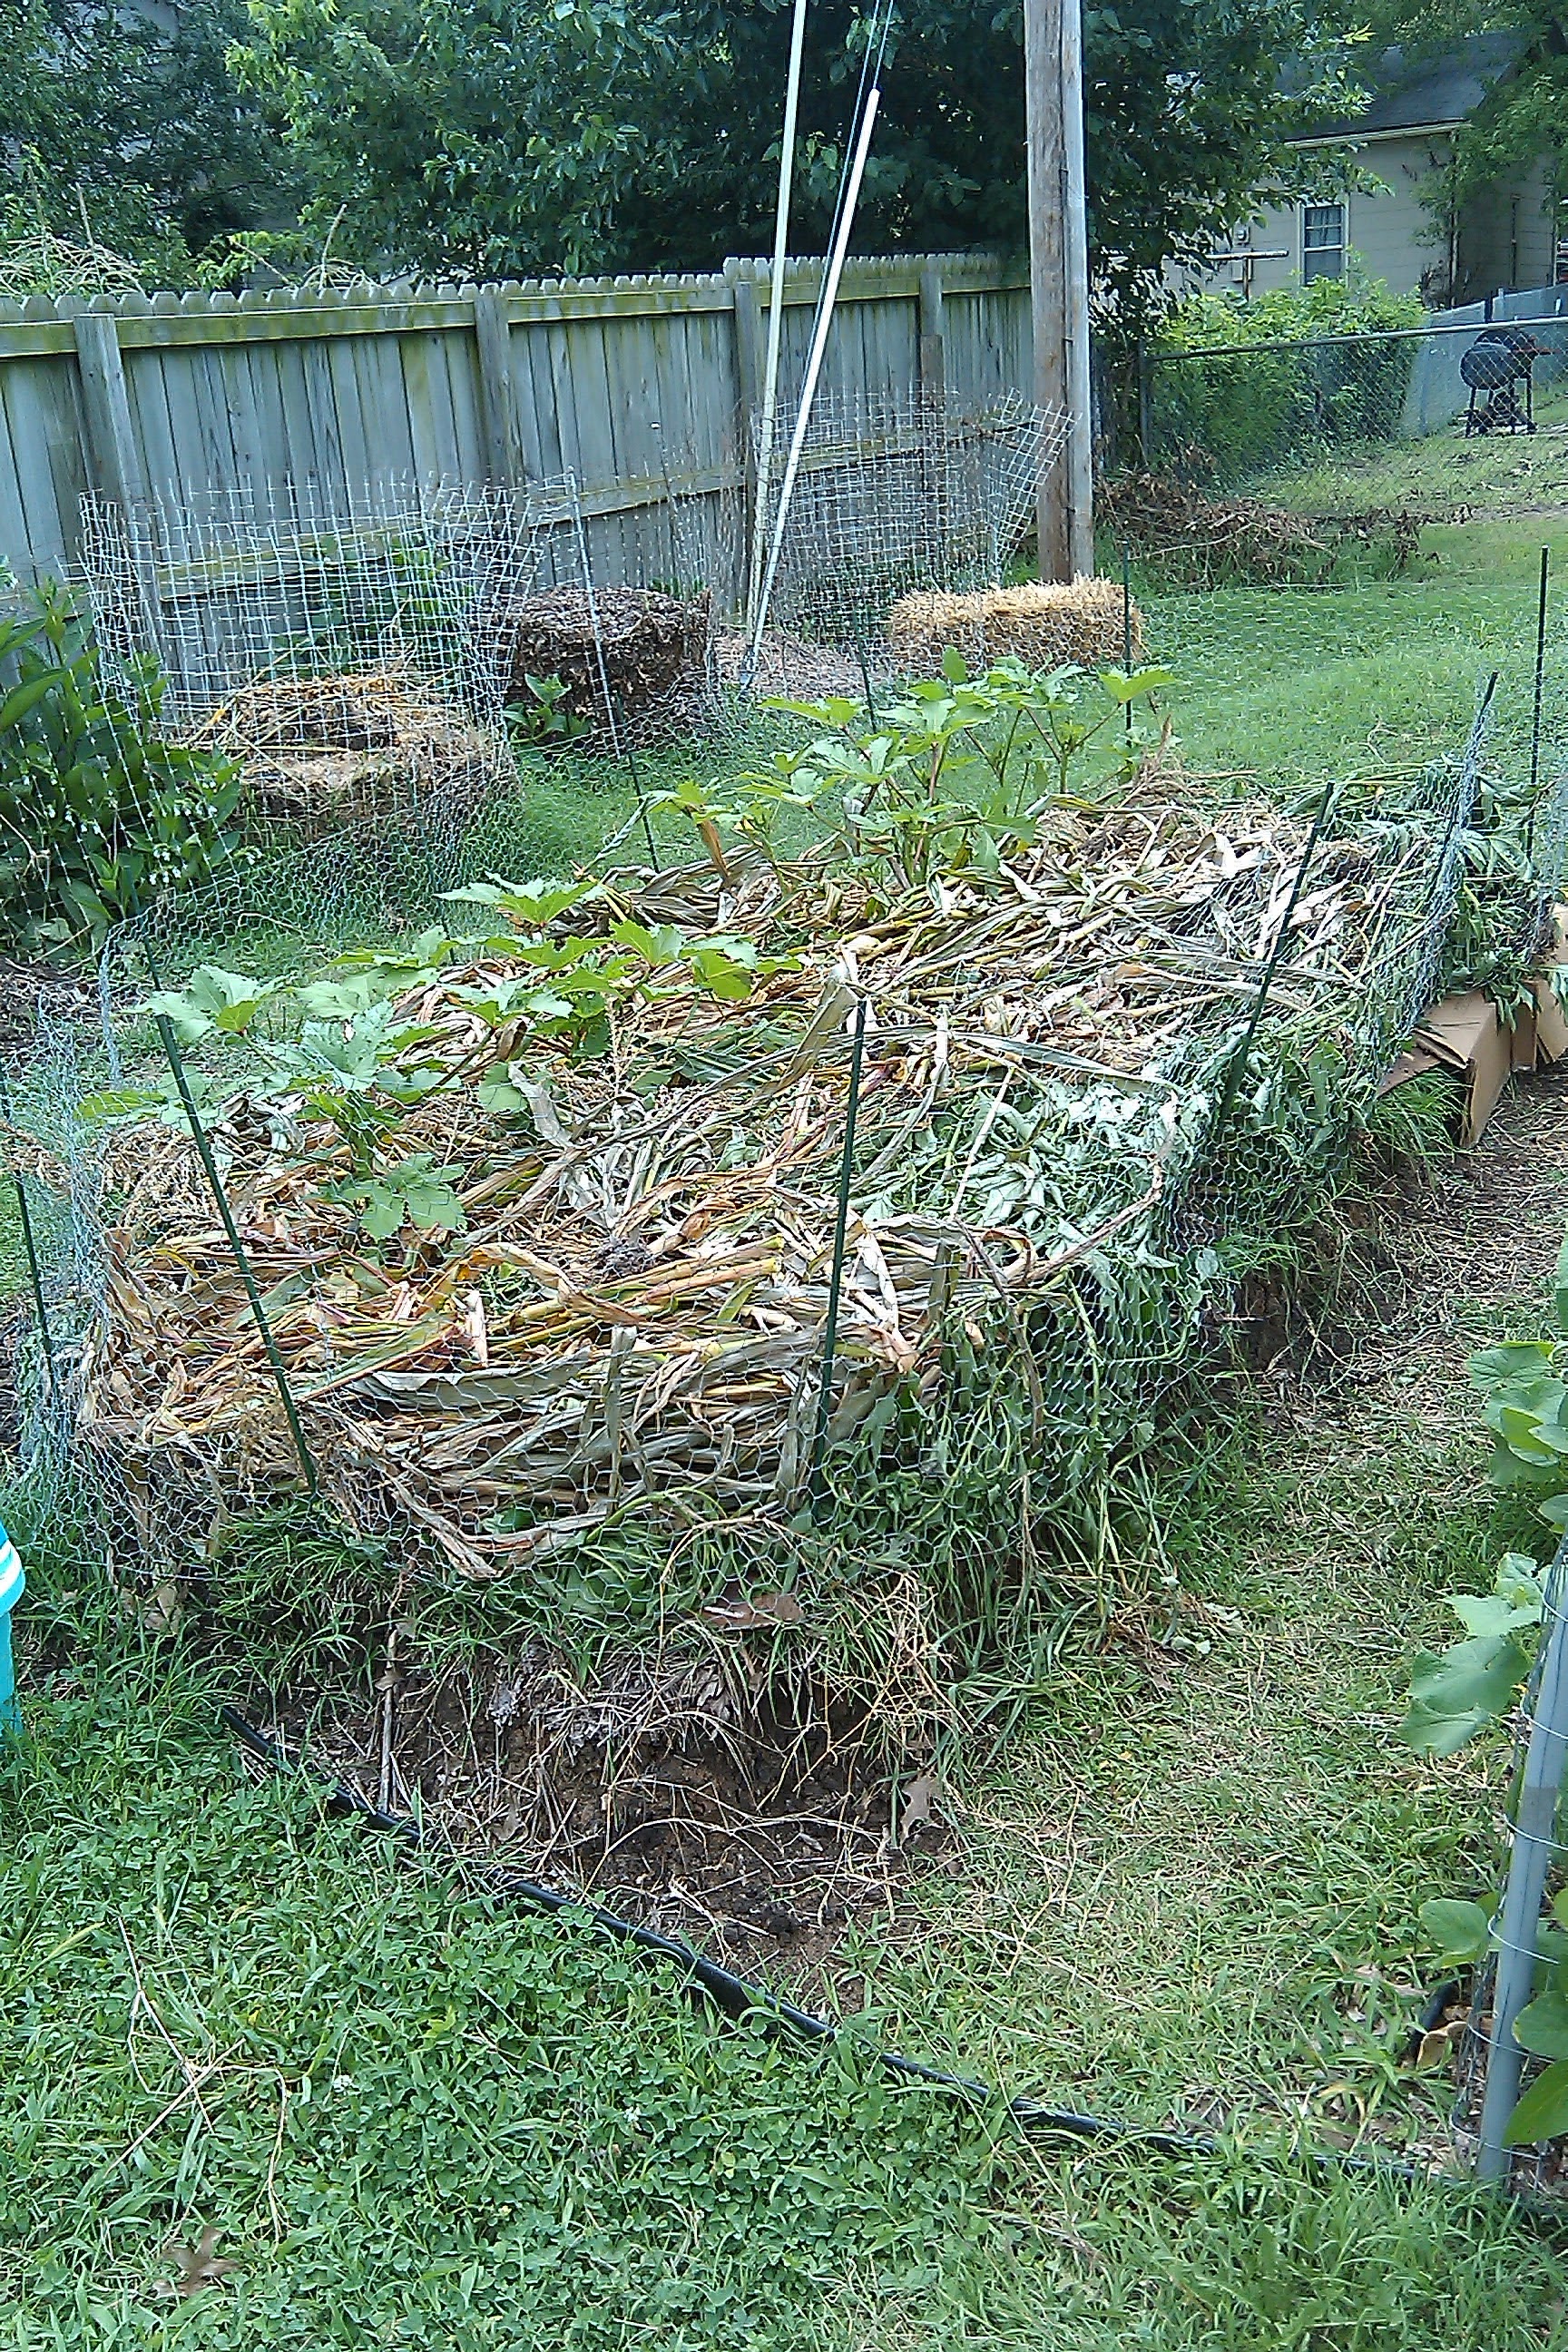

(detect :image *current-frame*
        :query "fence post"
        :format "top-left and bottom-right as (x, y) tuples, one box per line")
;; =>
(72, 307), (145, 514)
(726, 258), (764, 568)
(918, 262), (946, 407)
(1476, 1559), (1568, 2182)
(474, 287), (524, 488)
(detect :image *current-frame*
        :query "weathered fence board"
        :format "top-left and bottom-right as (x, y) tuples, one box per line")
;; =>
(0, 255), (1030, 593)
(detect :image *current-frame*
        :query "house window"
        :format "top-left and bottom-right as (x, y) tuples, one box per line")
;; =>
(1302, 202), (1345, 282)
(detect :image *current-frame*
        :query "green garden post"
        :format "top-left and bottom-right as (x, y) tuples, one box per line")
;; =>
(1476, 1569), (1568, 2183)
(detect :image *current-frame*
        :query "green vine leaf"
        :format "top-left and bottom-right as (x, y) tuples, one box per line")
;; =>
(1514, 1990), (1568, 2062)
(1402, 1630), (1533, 1754)
(1417, 1896), (1493, 1966)
(145, 965), (274, 1046)
(327, 1154), (467, 1243)
(1504, 2058), (1568, 2147)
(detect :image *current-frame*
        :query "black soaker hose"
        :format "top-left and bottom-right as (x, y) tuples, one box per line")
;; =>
(221, 1705), (1451, 2182)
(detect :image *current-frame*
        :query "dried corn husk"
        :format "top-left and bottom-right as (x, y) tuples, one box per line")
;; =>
(78, 776), (1414, 1573)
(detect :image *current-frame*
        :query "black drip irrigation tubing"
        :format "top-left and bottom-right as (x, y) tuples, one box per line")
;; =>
(220, 1703), (1473, 2193)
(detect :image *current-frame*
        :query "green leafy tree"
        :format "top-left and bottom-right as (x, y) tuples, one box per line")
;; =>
(3, 1), (288, 282)
(629, 1), (1365, 331)
(228, 0), (1365, 321)
(1354, 8), (1568, 264)
(228, 0), (710, 279)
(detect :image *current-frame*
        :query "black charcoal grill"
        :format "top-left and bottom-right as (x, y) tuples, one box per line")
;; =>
(1461, 326), (1546, 436)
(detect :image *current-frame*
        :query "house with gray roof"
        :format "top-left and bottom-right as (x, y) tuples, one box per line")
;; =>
(1187, 34), (1564, 306)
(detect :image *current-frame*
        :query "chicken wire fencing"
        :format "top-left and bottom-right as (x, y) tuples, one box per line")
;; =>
(54, 396), (1079, 964)
(748, 390), (1067, 671)
(3, 671), (1515, 1651)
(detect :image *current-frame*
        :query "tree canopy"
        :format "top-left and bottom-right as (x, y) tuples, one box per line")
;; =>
(3, 0), (1385, 322)
(228, 0), (708, 281)
(3, 0), (286, 281)
(228, 0), (1365, 328)
(1354, 5), (1568, 230)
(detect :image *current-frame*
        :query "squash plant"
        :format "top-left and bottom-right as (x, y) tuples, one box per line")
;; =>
(0, 575), (242, 951)
(1465, 1230), (1568, 1537)
(655, 656), (1175, 896)
(132, 896), (780, 1248)
(1403, 1232), (1568, 1760)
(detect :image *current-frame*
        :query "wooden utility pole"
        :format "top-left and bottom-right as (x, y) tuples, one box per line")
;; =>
(1024, 0), (1093, 580)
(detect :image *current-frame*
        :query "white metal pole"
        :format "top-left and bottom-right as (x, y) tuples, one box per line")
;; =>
(748, 84), (881, 676)
(746, 0), (811, 639)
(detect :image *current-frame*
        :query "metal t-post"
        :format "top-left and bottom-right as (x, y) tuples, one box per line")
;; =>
(1476, 1568), (1568, 2182)
(808, 997), (867, 1520)
(1526, 546), (1550, 861)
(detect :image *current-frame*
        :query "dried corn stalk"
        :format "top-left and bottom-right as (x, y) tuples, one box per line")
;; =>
(76, 776), (1423, 1578)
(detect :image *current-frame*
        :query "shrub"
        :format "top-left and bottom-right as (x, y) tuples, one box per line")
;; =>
(0, 575), (242, 955)
(1150, 264), (1425, 485)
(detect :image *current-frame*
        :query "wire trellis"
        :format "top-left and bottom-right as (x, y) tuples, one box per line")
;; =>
(752, 390), (1066, 659)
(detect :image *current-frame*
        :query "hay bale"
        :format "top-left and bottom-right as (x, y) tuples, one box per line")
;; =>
(211, 670), (502, 837)
(885, 577), (1142, 678)
(485, 585), (710, 733)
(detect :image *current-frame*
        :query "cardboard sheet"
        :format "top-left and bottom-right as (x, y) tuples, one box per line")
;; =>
(1381, 905), (1568, 1143)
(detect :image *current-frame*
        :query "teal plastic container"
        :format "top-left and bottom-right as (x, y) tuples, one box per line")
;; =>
(0, 1524), (23, 1734)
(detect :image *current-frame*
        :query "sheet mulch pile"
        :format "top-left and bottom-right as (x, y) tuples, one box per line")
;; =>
(74, 778), (1424, 1573)
(38, 769), (1441, 1924)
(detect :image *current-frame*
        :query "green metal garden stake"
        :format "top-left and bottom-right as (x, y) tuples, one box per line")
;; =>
(1526, 546), (1550, 859)
(0, 1069), (58, 1407)
(1477, 1567), (1568, 2183)
(808, 996), (867, 1522)
(1122, 539), (1134, 752)
(1208, 773), (1342, 1149)
(125, 879), (318, 1497)
(149, 1010), (319, 1498)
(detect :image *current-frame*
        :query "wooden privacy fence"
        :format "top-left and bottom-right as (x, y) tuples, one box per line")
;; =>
(0, 252), (1031, 599)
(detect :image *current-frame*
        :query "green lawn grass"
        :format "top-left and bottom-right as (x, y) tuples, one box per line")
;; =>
(3, 1614), (1565, 2347)
(1144, 512), (1568, 797)
(815, 1409), (1510, 2134)
(1258, 400), (1568, 521)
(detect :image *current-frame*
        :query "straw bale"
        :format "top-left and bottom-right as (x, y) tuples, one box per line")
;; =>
(885, 577), (1142, 677)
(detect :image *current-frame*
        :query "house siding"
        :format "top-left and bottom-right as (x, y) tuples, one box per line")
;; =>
(1183, 131), (1556, 307)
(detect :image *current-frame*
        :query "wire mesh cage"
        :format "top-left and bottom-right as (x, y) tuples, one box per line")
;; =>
(3, 672), (1504, 1591)
(753, 390), (1067, 660)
